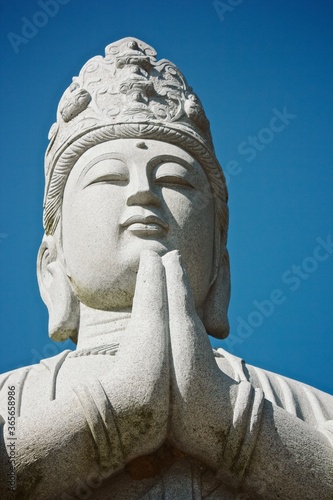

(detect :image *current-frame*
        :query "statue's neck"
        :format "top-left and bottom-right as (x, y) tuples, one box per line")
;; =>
(76, 303), (131, 351)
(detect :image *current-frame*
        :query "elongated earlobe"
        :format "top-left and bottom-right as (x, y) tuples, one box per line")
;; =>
(37, 235), (79, 343)
(202, 247), (230, 339)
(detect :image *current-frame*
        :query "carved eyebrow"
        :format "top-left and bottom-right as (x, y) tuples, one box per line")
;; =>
(147, 155), (199, 175)
(77, 153), (127, 184)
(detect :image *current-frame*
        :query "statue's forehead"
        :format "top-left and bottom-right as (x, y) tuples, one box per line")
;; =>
(68, 138), (206, 178)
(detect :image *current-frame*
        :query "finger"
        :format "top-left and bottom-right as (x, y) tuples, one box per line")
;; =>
(118, 250), (169, 371)
(162, 250), (217, 373)
(162, 250), (208, 340)
(131, 250), (167, 326)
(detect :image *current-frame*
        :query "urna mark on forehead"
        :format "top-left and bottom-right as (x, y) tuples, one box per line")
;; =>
(43, 37), (228, 238)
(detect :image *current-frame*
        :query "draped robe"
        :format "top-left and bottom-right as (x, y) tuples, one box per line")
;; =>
(1, 346), (332, 499)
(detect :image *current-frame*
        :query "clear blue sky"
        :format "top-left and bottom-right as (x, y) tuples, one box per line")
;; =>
(0, 0), (332, 394)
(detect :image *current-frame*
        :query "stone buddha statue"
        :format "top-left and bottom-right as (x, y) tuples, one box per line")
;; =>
(0, 37), (332, 500)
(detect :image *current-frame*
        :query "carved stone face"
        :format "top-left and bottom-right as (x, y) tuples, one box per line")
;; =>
(61, 139), (215, 311)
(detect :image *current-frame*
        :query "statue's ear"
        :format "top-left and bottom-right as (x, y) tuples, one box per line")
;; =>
(37, 235), (79, 343)
(202, 243), (230, 339)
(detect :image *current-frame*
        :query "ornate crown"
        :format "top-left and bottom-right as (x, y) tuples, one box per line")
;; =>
(44, 37), (228, 235)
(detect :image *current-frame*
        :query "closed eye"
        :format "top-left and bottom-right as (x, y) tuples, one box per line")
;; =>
(155, 174), (194, 189)
(84, 173), (128, 187)
(80, 157), (129, 188)
(153, 162), (196, 189)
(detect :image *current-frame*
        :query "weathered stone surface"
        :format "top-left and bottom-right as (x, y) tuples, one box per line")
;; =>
(0, 37), (332, 499)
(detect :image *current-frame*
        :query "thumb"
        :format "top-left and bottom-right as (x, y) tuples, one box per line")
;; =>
(162, 250), (218, 374)
(117, 250), (169, 373)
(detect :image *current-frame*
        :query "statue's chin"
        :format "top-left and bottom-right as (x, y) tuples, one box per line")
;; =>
(67, 241), (172, 311)
(71, 268), (138, 312)
(68, 242), (208, 312)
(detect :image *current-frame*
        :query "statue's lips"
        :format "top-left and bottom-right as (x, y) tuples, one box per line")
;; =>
(120, 215), (169, 234)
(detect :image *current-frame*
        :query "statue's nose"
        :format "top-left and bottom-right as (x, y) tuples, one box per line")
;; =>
(126, 174), (160, 207)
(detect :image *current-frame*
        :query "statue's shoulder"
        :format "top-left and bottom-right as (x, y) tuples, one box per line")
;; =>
(0, 350), (71, 418)
(214, 347), (333, 435)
